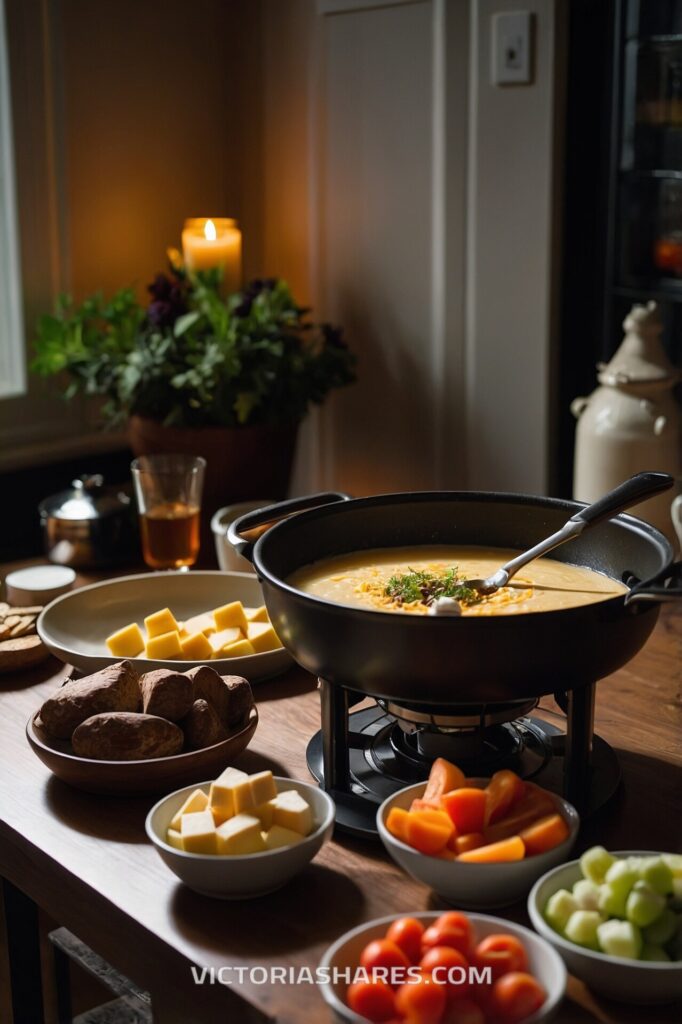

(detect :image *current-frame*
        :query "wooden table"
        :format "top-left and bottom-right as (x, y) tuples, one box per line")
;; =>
(0, 568), (681, 1023)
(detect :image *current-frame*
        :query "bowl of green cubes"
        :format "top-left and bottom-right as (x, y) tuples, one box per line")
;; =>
(528, 846), (682, 1004)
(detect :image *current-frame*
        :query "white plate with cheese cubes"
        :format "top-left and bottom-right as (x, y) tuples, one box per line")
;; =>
(146, 768), (335, 899)
(37, 571), (293, 681)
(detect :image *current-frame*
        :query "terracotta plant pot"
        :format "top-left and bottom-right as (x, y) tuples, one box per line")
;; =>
(127, 415), (299, 513)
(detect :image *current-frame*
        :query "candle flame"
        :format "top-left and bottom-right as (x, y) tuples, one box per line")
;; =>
(204, 219), (217, 241)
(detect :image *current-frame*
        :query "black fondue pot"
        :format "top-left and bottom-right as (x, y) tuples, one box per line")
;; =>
(229, 489), (682, 704)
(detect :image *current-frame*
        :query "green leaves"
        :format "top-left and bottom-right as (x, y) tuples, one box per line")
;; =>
(31, 276), (355, 429)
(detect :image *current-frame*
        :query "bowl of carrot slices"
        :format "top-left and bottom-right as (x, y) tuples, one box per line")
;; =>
(377, 758), (579, 909)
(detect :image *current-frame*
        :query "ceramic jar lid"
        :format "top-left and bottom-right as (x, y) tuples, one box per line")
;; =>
(597, 301), (679, 388)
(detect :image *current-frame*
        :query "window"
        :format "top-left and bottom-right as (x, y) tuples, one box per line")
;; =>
(0, 0), (24, 398)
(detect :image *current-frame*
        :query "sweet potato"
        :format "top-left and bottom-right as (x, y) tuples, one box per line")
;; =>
(181, 698), (228, 750)
(423, 757), (466, 802)
(139, 669), (194, 722)
(518, 813), (569, 856)
(404, 809), (454, 856)
(40, 661), (140, 739)
(484, 769), (526, 825)
(441, 788), (487, 834)
(71, 712), (183, 760)
(456, 835), (525, 863)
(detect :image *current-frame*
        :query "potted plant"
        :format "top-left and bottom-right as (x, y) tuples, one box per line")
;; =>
(32, 271), (355, 507)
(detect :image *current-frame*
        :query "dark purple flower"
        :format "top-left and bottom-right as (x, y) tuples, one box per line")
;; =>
(233, 277), (278, 317)
(146, 273), (187, 328)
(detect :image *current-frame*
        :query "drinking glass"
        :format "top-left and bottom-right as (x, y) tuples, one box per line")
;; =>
(131, 454), (206, 570)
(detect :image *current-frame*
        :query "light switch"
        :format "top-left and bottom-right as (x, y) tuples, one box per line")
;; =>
(492, 11), (532, 85)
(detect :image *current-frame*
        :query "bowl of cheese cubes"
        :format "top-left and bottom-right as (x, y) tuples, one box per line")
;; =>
(528, 848), (682, 1004)
(37, 570), (292, 681)
(146, 767), (336, 898)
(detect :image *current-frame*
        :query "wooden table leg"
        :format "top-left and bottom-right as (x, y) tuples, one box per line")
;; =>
(1, 878), (44, 1024)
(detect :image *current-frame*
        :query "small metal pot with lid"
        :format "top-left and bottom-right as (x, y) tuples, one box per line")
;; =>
(39, 475), (137, 567)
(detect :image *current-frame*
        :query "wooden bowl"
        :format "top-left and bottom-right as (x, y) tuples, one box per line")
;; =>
(26, 706), (258, 796)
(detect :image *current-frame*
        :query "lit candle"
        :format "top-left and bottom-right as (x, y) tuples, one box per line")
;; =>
(181, 217), (242, 293)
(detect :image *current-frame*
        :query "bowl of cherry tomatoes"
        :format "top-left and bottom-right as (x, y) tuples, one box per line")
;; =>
(319, 910), (566, 1024)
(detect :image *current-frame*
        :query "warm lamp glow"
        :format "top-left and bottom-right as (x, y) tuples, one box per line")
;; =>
(204, 218), (217, 242)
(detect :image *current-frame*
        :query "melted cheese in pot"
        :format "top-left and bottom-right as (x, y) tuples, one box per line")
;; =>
(289, 546), (627, 616)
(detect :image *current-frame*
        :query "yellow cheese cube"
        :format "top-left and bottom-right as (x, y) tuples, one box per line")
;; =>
(183, 611), (216, 636)
(209, 766), (253, 823)
(180, 810), (217, 854)
(246, 621), (282, 654)
(263, 824), (305, 850)
(249, 770), (278, 806)
(219, 638), (255, 659)
(106, 622), (144, 657)
(208, 626), (242, 655)
(179, 631), (214, 661)
(271, 790), (313, 836)
(216, 814), (266, 855)
(145, 630), (182, 660)
(144, 607), (180, 638)
(170, 788), (209, 830)
(253, 800), (276, 829)
(166, 827), (184, 850)
(245, 605), (269, 623)
(213, 601), (248, 633)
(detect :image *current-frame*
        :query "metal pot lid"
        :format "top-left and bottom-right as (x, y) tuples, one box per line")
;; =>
(597, 301), (679, 387)
(39, 475), (131, 521)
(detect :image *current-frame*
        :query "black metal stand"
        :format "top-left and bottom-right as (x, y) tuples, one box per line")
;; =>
(307, 678), (621, 838)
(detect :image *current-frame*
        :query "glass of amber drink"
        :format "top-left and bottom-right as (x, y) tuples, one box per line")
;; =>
(131, 454), (206, 570)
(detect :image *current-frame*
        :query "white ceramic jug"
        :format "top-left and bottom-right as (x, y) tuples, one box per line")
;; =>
(572, 302), (681, 546)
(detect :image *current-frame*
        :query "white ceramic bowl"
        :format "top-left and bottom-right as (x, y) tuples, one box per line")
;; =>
(528, 851), (682, 1004)
(146, 776), (335, 899)
(37, 570), (292, 681)
(211, 501), (275, 572)
(377, 780), (579, 909)
(320, 911), (566, 1023)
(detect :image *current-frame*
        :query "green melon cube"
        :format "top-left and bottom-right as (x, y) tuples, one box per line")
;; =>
(565, 910), (602, 950)
(638, 856), (674, 895)
(641, 942), (671, 962)
(597, 919), (643, 960)
(545, 889), (579, 933)
(580, 845), (616, 885)
(643, 906), (678, 946)
(626, 881), (666, 928)
(573, 878), (600, 911)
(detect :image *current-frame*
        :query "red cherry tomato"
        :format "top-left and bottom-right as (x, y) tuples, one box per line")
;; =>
(347, 979), (397, 1022)
(475, 934), (528, 981)
(490, 971), (546, 1023)
(395, 972), (447, 1024)
(440, 997), (486, 1024)
(421, 912), (474, 959)
(386, 916), (425, 964)
(419, 945), (471, 999)
(360, 938), (411, 983)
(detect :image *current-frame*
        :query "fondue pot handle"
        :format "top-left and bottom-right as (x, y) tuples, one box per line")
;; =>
(227, 492), (351, 561)
(624, 562), (682, 605)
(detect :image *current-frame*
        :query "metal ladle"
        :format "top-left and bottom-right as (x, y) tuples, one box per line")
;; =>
(447, 471), (674, 603)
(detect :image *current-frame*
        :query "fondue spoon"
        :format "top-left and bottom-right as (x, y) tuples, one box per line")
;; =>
(459, 471), (674, 598)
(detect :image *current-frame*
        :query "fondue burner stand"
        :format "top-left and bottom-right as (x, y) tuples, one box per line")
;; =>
(307, 680), (621, 838)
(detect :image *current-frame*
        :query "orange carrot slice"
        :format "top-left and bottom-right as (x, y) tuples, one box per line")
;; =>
(454, 832), (486, 855)
(404, 809), (454, 856)
(484, 769), (526, 826)
(456, 835), (525, 863)
(518, 813), (569, 856)
(423, 758), (466, 802)
(483, 784), (556, 844)
(441, 788), (487, 834)
(410, 797), (443, 813)
(386, 807), (410, 843)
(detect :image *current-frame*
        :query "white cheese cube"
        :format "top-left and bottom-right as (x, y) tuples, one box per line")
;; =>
(216, 814), (266, 855)
(249, 770), (278, 806)
(180, 810), (217, 854)
(170, 788), (209, 831)
(209, 766), (254, 823)
(263, 824), (305, 850)
(271, 790), (313, 836)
